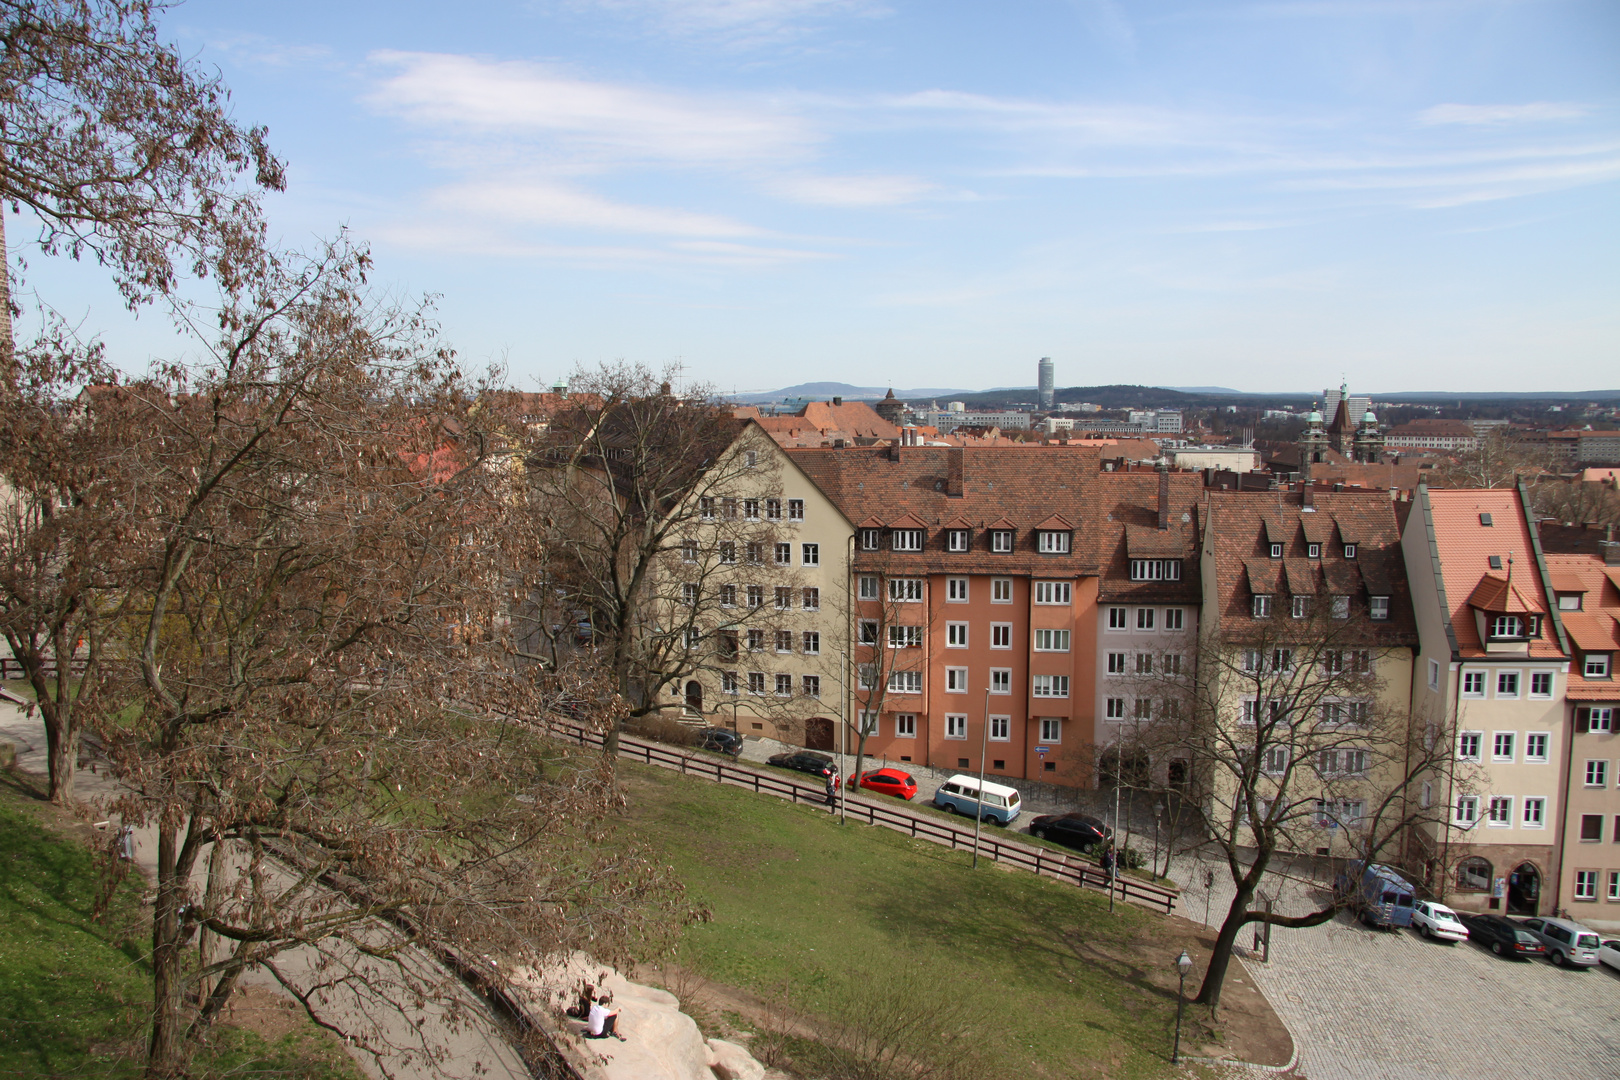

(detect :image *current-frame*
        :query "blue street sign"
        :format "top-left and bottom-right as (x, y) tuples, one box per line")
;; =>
(1035, 745), (1049, 754)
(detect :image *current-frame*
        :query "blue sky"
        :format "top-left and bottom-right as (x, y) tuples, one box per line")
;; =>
(18, 0), (1620, 394)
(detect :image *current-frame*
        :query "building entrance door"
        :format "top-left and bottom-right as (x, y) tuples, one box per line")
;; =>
(1507, 863), (1540, 916)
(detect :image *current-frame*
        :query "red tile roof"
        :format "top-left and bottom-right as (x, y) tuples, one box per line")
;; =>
(1425, 488), (1564, 659)
(1545, 553), (1620, 701)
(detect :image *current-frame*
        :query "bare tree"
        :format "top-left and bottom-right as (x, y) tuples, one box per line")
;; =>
(0, 0), (284, 357)
(509, 363), (803, 753)
(1532, 472), (1620, 531)
(1117, 597), (1467, 1009)
(91, 245), (693, 1079)
(1432, 429), (1559, 491)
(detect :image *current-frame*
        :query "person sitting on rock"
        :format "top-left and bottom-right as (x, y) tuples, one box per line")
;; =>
(585, 992), (621, 1039)
(565, 982), (595, 1020)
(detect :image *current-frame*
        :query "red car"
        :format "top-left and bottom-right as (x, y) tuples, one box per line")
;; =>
(846, 768), (918, 800)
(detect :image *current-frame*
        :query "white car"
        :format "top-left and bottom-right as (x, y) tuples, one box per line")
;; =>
(1411, 900), (1468, 943)
(1599, 938), (1620, 974)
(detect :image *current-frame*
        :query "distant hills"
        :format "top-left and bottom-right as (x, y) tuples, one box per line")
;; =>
(731, 381), (1620, 410)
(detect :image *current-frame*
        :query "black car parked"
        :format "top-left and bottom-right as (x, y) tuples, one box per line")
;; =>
(695, 728), (743, 756)
(765, 750), (837, 778)
(1458, 912), (1547, 959)
(1028, 812), (1112, 852)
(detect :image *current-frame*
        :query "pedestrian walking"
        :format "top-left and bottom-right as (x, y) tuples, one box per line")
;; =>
(824, 771), (838, 809)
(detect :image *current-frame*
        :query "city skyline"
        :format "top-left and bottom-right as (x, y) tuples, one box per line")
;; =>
(8, 0), (1617, 394)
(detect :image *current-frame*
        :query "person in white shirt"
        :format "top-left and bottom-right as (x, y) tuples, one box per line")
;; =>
(585, 992), (619, 1039)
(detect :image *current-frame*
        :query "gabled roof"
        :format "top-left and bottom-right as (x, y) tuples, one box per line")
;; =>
(1549, 572), (1588, 595)
(1035, 512), (1076, 531)
(941, 514), (975, 530)
(1300, 514), (1334, 546)
(1563, 613), (1620, 652)
(887, 511), (929, 530)
(1244, 559), (1283, 595)
(985, 515), (1017, 531)
(1546, 553), (1620, 700)
(1467, 574), (1539, 614)
(1262, 516), (1294, 545)
(1284, 559), (1320, 596)
(1323, 561), (1363, 594)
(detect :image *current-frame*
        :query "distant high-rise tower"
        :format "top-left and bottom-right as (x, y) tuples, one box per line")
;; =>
(1038, 357), (1055, 409)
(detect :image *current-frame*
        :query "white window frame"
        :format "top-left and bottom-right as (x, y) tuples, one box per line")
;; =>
(1585, 654), (1612, 678)
(1574, 871), (1598, 901)
(1587, 707), (1615, 733)
(1038, 718), (1062, 744)
(989, 668), (1012, 695)
(990, 530), (1014, 553)
(1609, 871), (1620, 901)
(1344, 544), (1357, 559)
(945, 666), (969, 693)
(1461, 670), (1485, 697)
(802, 631), (820, 655)
(1496, 670), (1520, 699)
(1034, 581), (1071, 605)
(858, 575), (879, 600)
(1032, 674), (1069, 698)
(944, 714), (968, 740)
(1038, 531), (1071, 554)
(946, 622), (969, 648)
(891, 529), (924, 552)
(1137, 607), (1156, 631)
(990, 623), (1012, 649)
(1457, 731), (1482, 761)
(887, 624), (923, 649)
(1522, 797), (1545, 828)
(1107, 651), (1127, 675)
(1164, 607), (1185, 632)
(1584, 759), (1609, 788)
(1331, 595), (1350, 620)
(895, 713), (916, 738)
(888, 670), (923, 694)
(859, 710), (880, 736)
(1369, 596), (1390, 621)
(1525, 732), (1549, 762)
(1487, 796), (1513, 827)
(888, 578), (925, 602)
(1428, 659), (1440, 690)
(991, 578), (1013, 603)
(787, 499), (804, 521)
(1252, 595), (1272, 619)
(1491, 731), (1516, 763)
(947, 529), (969, 552)
(989, 715), (1011, 742)
(946, 576), (969, 602)
(801, 542), (819, 567)
(1130, 559), (1182, 581)
(1263, 746), (1288, 775)
(1529, 671), (1553, 698)
(1033, 628), (1070, 652)
(1454, 795), (1479, 826)
(1105, 697), (1125, 719)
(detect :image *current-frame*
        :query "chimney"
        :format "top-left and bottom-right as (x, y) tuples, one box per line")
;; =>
(832, 396), (843, 406)
(889, 439), (902, 462)
(947, 447), (965, 496)
(1157, 460), (1170, 530)
(1601, 541), (1620, 567)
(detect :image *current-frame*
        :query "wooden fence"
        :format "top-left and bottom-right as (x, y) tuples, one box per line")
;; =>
(546, 720), (1179, 915)
(0, 657), (87, 681)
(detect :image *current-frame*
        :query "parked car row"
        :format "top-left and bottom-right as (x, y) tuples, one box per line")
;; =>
(1433, 909), (1615, 970)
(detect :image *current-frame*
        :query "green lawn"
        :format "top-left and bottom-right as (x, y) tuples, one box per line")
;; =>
(0, 780), (363, 1079)
(621, 761), (1187, 1080)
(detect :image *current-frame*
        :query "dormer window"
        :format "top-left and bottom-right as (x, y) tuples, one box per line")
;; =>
(1252, 595), (1273, 619)
(859, 528), (881, 551)
(947, 529), (969, 552)
(991, 529), (1014, 553)
(1307, 543), (1321, 559)
(1558, 593), (1583, 611)
(1490, 615), (1523, 639)
(1038, 531), (1071, 554)
(1269, 543), (1283, 559)
(1343, 544), (1357, 559)
(891, 529), (924, 552)
(1131, 559), (1182, 581)
(1369, 596), (1390, 621)
(1585, 654), (1612, 679)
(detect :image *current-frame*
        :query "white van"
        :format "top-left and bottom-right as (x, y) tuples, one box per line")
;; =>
(932, 774), (1022, 825)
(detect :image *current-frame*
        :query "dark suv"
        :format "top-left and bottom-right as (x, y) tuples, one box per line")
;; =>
(766, 750), (836, 778)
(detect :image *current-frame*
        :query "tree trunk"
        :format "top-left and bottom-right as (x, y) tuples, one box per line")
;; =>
(196, 838), (226, 1007)
(1194, 877), (1255, 1009)
(43, 701), (78, 806)
(146, 823), (188, 1079)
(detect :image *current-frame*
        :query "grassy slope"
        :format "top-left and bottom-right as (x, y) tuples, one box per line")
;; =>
(0, 781), (363, 1079)
(622, 761), (1182, 1080)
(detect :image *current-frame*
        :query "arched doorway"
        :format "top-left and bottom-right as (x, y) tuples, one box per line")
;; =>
(804, 717), (834, 751)
(1507, 863), (1540, 916)
(684, 680), (702, 715)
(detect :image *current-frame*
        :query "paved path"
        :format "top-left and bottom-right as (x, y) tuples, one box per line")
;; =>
(0, 694), (530, 1080)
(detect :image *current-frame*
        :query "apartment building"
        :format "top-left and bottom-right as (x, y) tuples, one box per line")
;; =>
(1546, 551), (1620, 930)
(1094, 467), (1203, 772)
(672, 422), (853, 745)
(1200, 489), (1418, 858)
(1384, 420), (1479, 452)
(786, 444), (1109, 784)
(1401, 485), (1571, 916)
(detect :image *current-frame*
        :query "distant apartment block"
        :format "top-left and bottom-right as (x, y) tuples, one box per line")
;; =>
(1127, 410), (1184, 433)
(917, 409), (1033, 433)
(1384, 419), (1479, 451)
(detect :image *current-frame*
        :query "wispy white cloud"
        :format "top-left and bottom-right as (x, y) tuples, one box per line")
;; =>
(199, 31), (334, 68)
(769, 173), (937, 206)
(430, 180), (763, 236)
(366, 50), (815, 166)
(555, 0), (890, 47)
(1419, 102), (1590, 126)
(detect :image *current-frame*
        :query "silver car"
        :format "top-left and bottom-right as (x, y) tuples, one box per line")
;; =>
(1517, 916), (1601, 967)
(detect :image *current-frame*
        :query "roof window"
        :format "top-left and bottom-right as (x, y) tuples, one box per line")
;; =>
(1488, 555), (1502, 570)
(1479, 513), (1493, 526)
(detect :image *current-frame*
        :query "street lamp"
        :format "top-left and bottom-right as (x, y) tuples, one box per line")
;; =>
(1172, 949), (1192, 1065)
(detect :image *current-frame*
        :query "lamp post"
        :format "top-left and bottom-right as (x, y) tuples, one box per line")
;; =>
(971, 686), (991, 868)
(1172, 949), (1192, 1065)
